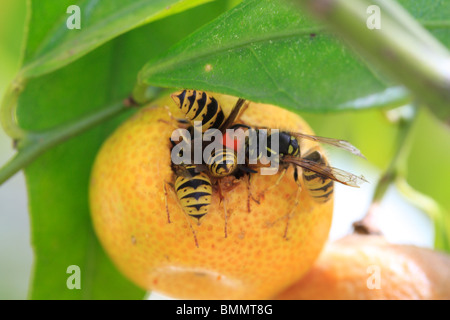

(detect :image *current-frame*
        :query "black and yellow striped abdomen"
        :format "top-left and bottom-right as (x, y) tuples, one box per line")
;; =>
(171, 90), (225, 132)
(206, 148), (238, 178)
(302, 151), (334, 203)
(174, 165), (212, 221)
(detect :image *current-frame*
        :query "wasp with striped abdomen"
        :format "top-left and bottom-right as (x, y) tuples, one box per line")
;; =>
(163, 91), (251, 247)
(163, 164), (213, 248)
(173, 165), (213, 222)
(231, 125), (366, 198)
(226, 124), (367, 238)
(170, 89), (246, 134)
(205, 147), (239, 179)
(299, 150), (335, 203)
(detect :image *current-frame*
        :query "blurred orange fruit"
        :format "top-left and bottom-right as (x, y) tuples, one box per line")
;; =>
(274, 234), (450, 300)
(89, 93), (334, 299)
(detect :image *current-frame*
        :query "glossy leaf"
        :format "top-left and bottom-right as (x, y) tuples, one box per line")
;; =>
(17, 1), (233, 299)
(138, 0), (450, 113)
(19, 0), (212, 79)
(138, 0), (386, 112)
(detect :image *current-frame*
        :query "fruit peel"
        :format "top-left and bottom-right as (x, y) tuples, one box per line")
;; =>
(89, 93), (333, 299)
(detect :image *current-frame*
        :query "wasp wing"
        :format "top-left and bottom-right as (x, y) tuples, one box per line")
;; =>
(282, 155), (367, 187)
(288, 132), (366, 159)
(219, 98), (247, 133)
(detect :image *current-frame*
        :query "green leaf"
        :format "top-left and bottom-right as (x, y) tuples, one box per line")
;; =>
(295, 0), (450, 123)
(19, 0), (213, 79)
(407, 108), (450, 213)
(17, 1), (233, 299)
(138, 0), (389, 112)
(138, 0), (450, 113)
(398, 0), (450, 46)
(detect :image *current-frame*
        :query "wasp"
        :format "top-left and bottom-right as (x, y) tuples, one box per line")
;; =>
(231, 124), (366, 194)
(205, 147), (239, 178)
(227, 124), (367, 237)
(171, 89), (246, 134)
(173, 165), (212, 222)
(295, 150), (333, 203)
(164, 164), (213, 248)
(165, 147), (242, 248)
(164, 92), (250, 247)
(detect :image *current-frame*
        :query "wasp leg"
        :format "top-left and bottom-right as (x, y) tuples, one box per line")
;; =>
(218, 98), (247, 133)
(283, 187), (301, 240)
(163, 181), (173, 223)
(245, 173), (260, 213)
(282, 167), (303, 239)
(163, 180), (199, 248)
(234, 100), (250, 124)
(217, 181), (229, 239)
(220, 175), (242, 190)
(247, 173), (252, 213)
(264, 186), (300, 240)
(264, 167), (301, 239)
(181, 208), (200, 249)
(254, 167), (288, 202)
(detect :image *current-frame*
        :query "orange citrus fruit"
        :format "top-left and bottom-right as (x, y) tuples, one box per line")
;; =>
(89, 92), (333, 299)
(274, 234), (450, 300)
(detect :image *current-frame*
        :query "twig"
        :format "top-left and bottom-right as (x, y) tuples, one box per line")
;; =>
(396, 177), (450, 252)
(353, 104), (418, 234)
(0, 98), (136, 185)
(295, 0), (450, 123)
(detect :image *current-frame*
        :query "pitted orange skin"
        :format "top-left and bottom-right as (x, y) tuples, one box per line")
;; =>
(274, 234), (450, 300)
(89, 93), (333, 299)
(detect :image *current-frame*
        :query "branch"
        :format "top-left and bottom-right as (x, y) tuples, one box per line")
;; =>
(0, 79), (27, 141)
(0, 98), (134, 185)
(353, 104), (418, 234)
(396, 178), (450, 252)
(295, 0), (450, 123)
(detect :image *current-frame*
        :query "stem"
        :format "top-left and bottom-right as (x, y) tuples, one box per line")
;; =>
(378, 0), (448, 53)
(372, 104), (418, 202)
(131, 84), (165, 105)
(296, 0), (450, 123)
(0, 78), (27, 140)
(0, 98), (131, 185)
(421, 20), (450, 29)
(396, 178), (450, 252)
(353, 104), (418, 234)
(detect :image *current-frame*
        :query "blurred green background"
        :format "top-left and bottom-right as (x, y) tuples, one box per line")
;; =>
(1, 0), (449, 300)
(0, 0), (30, 300)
